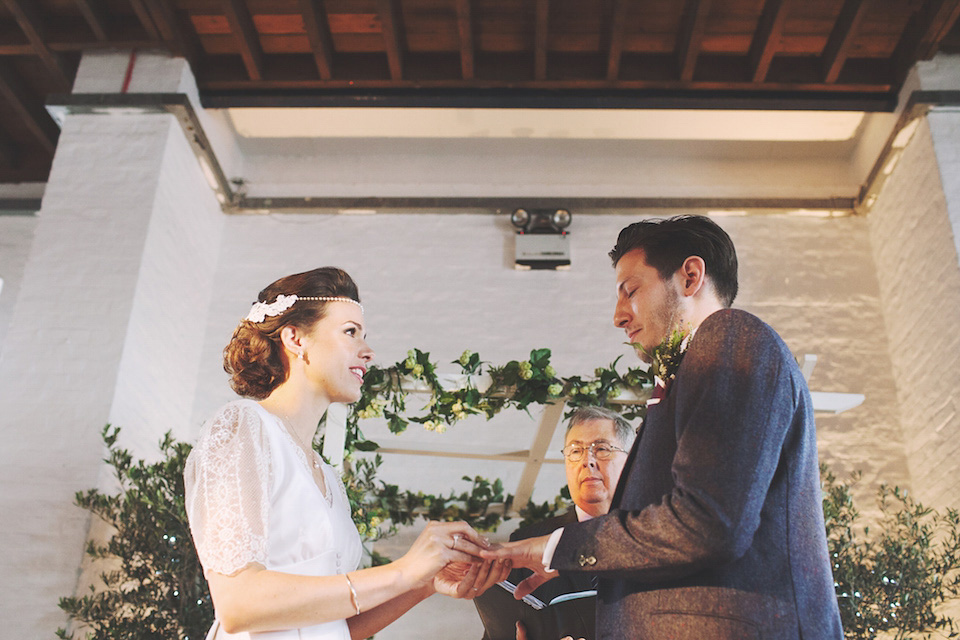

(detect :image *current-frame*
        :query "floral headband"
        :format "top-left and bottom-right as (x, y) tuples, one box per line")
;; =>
(244, 294), (364, 323)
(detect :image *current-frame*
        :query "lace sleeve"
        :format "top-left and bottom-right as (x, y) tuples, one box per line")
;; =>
(184, 401), (271, 576)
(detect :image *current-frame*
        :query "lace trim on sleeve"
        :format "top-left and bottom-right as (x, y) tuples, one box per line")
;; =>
(184, 401), (271, 576)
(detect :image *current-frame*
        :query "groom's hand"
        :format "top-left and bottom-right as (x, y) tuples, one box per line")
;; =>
(481, 534), (558, 598)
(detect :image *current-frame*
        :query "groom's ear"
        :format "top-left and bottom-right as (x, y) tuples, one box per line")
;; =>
(678, 256), (707, 297)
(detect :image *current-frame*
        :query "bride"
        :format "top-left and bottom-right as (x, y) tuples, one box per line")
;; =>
(184, 267), (508, 639)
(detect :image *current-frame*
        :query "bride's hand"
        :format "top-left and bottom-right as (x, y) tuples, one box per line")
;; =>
(434, 558), (511, 599)
(396, 521), (489, 588)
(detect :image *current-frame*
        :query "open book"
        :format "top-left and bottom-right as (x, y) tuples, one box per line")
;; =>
(474, 579), (596, 640)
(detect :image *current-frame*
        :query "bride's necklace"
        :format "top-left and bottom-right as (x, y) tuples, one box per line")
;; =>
(279, 414), (321, 470)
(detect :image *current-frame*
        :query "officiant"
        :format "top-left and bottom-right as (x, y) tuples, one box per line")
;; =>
(474, 406), (634, 640)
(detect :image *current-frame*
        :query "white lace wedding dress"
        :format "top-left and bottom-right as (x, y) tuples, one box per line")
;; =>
(185, 399), (363, 640)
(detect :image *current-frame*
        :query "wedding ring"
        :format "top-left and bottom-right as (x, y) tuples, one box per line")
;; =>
(452, 534), (461, 550)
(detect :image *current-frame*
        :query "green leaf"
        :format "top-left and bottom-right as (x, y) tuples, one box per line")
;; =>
(530, 348), (551, 369)
(353, 440), (380, 452)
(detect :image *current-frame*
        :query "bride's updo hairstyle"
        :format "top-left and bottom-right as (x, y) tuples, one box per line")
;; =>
(224, 267), (361, 399)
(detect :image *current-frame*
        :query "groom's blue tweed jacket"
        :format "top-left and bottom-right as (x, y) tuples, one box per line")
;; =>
(552, 309), (843, 639)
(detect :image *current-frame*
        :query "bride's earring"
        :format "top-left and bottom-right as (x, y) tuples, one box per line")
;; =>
(297, 349), (304, 361)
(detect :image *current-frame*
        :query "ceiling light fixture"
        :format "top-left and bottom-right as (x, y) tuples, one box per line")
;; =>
(510, 208), (572, 270)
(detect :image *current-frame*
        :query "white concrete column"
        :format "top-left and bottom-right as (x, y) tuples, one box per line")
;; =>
(0, 52), (224, 636)
(867, 54), (960, 510)
(916, 53), (960, 262)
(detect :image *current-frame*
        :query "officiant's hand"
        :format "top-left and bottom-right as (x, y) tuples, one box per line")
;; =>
(481, 534), (557, 598)
(433, 558), (510, 599)
(516, 622), (583, 640)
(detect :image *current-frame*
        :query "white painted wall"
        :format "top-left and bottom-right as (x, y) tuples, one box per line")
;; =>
(233, 136), (864, 200)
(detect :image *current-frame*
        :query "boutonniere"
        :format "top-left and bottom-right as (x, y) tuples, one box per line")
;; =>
(627, 324), (693, 400)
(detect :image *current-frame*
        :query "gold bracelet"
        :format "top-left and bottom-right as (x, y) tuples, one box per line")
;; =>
(344, 573), (361, 616)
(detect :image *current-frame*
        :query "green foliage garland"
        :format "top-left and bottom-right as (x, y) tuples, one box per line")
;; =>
(348, 347), (651, 446)
(339, 347), (649, 538)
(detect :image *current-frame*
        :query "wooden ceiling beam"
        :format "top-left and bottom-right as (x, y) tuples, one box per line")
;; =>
(73, 0), (111, 41)
(606, 0), (630, 81)
(535, 0), (549, 80)
(0, 129), (19, 168)
(893, 0), (960, 81)
(377, 0), (405, 81)
(1, 0), (72, 91)
(677, 0), (713, 82)
(822, 0), (872, 84)
(455, 0), (474, 80)
(0, 63), (58, 156)
(127, 0), (161, 40)
(917, 0), (960, 59)
(748, 0), (793, 83)
(223, 0), (264, 81)
(144, 0), (201, 66)
(299, 0), (334, 80)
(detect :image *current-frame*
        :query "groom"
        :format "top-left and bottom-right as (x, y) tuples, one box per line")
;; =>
(486, 215), (843, 639)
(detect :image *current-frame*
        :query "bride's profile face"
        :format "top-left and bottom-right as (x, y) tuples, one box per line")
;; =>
(301, 301), (374, 404)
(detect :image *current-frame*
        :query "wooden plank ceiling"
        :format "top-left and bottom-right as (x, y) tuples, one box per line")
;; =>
(0, 0), (959, 185)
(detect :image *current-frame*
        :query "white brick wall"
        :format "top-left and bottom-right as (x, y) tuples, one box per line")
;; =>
(0, 215), (37, 353)
(869, 116), (960, 510)
(929, 109), (960, 262)
(108, 112), (224, 454)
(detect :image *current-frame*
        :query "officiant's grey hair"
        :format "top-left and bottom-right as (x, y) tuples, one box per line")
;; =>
(565, 406), (634, 448)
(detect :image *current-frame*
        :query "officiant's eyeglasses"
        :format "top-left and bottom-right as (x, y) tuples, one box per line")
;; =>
(561, 441), (628, 462)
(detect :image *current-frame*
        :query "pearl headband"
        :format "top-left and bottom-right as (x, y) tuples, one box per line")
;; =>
(244, 294), (364, 323)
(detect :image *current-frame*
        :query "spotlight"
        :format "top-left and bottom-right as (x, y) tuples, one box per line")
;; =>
(510, 208), (573, 234)
(510, 208), (530, 229)
(552, 209), (571, 230)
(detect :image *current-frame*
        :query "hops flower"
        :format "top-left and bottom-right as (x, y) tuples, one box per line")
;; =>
(520, 368), (533, 380)
(411, 364), (424, 377)
(459, 350), (473, 366)
(548, 383), (563, 396)
(545, 365), (556, 378)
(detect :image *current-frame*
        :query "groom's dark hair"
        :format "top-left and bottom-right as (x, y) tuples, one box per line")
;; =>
(609, 215), (738, 307)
